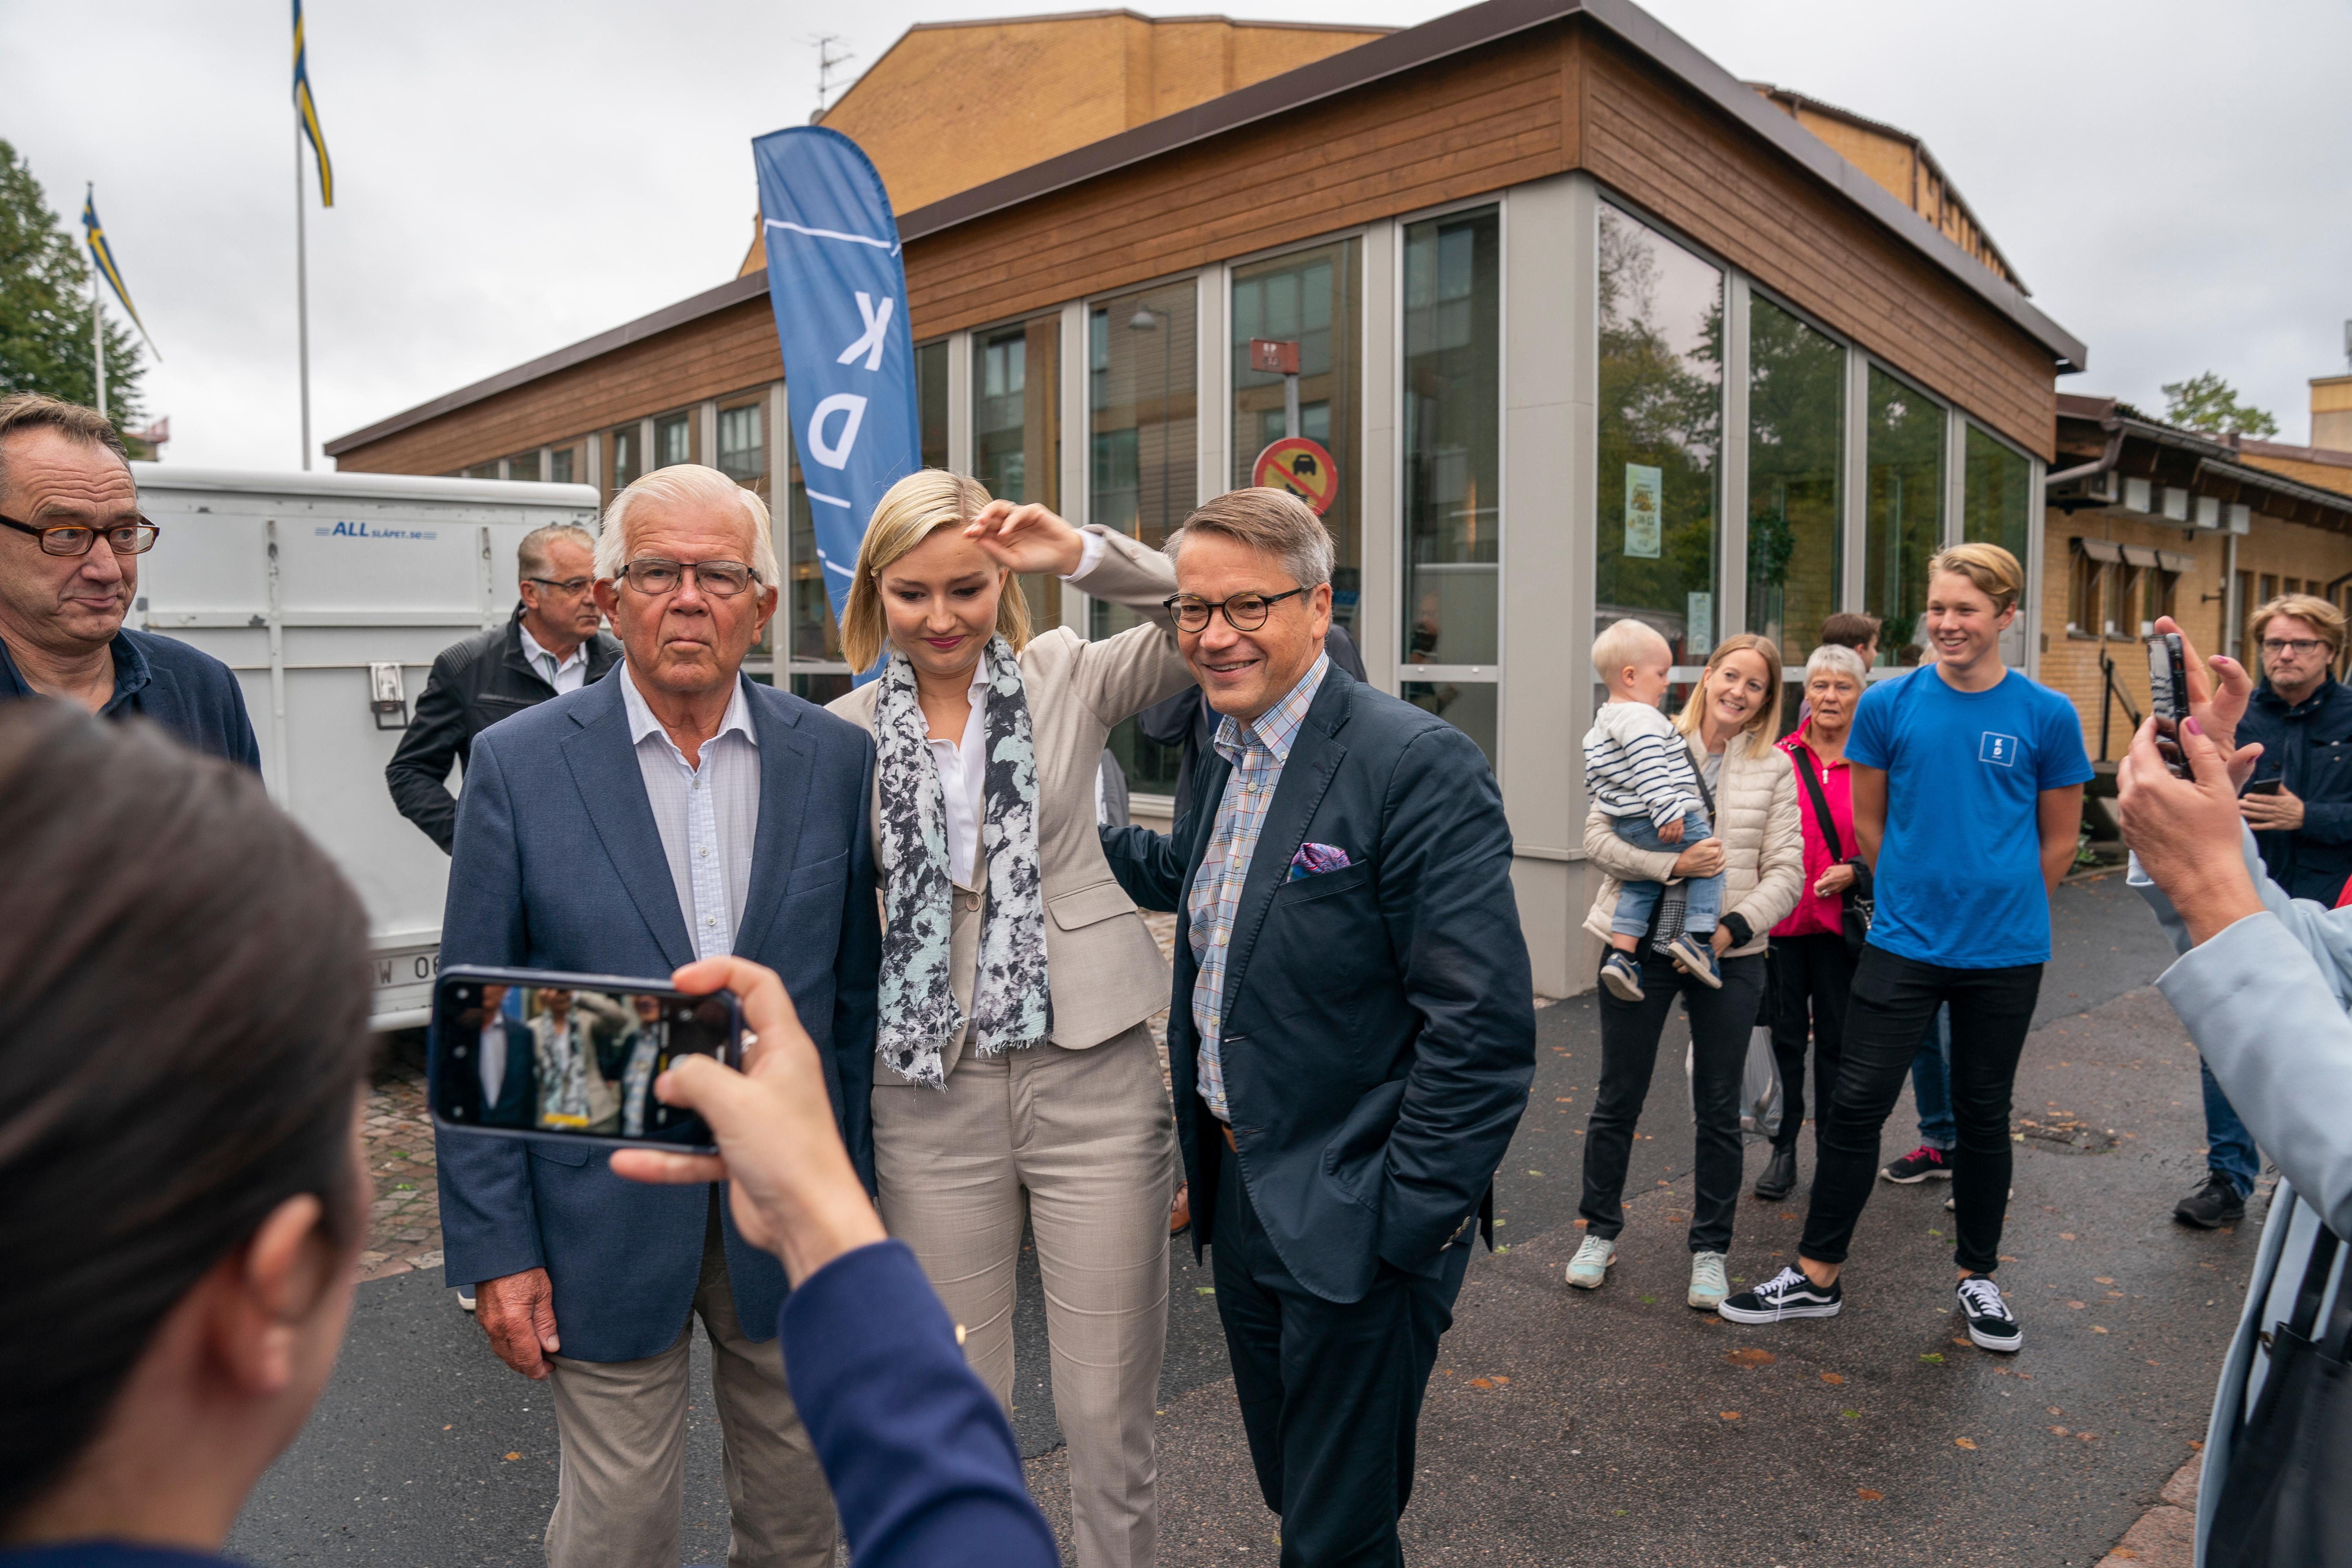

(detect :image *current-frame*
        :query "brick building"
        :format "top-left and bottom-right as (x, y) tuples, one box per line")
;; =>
(325, 0), (2089, 995)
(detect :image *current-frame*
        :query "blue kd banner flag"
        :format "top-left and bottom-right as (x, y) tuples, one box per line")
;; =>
(751, 127), (920, 678)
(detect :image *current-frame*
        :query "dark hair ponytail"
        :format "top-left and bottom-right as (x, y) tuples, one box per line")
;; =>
(0, 704), (374, 1526)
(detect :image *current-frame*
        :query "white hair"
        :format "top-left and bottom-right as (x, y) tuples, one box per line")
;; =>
(594, 464), (779, 587)
(1805, 642), (1869, 686)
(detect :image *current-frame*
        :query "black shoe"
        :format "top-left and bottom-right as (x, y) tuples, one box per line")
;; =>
(1717, 1265), (1842, 1323)
(1956, 1276), (2022, 1353)
(1881, 1145), (1952, 1183)
(2173, 1172), (2246, 1229)
(1754, 1146), (1797, 1200)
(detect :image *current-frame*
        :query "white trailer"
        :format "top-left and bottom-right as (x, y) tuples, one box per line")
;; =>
(127, 464), (603, 1029)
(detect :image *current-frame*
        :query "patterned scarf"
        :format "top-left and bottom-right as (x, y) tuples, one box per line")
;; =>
(872, 638), (1052, 1087)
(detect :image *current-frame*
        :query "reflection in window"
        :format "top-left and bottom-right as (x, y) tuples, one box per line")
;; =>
(1232, 240), (1361, 636)
(506, 451), (542, 482)
(1864, 367), (1944, 665)
(1403, 205), (1500, 672)
(717, 404), (764, 482)
(1595, 205), (1722, 688)
(548, 446), (576, 485)
(1963, 426), (2032, 663)
(974, 316), (1063, 633)
(917, 340), (949, 470)
(1089, 282), (1198, 800)
(655, 412), (692, 469)
(786, 436), (842, 666)
(1402, 681), (1496, 766)
(1744, 297), (1842, 672)
(608, 426), (641, 495)
(465, 460), (501, 481)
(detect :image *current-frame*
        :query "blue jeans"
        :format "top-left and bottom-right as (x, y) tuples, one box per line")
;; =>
(1608, 808), (1722, 937)
(1909, 1002), (1955, 1151)
(2201, 1060), (2259, 1198)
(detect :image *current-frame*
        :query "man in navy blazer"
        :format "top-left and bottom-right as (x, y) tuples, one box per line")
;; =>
(1100, 489), (1534, 1566)
(436, 465), (878, 1568)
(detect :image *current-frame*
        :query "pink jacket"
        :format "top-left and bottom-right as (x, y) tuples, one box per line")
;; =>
(1773, 727), (1856, 940)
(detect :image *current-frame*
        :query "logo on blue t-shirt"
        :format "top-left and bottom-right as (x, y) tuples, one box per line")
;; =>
(1979, 731), (2018, 767)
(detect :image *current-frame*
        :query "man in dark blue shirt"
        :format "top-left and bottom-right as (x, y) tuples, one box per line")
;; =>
(0, 396), (258, 769)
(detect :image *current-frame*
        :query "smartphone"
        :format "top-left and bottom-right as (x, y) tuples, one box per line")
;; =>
(2146, 632), (2190, 779)
(429, 966), (742, 1154)
(2245, 778), (2283, 797)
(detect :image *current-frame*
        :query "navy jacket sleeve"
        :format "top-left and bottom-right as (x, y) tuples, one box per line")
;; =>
(1099, 822), (1186, 913)
(1373, 725), (1537, 1272)
(832, 742), (883, 1191)
(781, 1241), (1056, 1567)
(432, 732), (544, 1288)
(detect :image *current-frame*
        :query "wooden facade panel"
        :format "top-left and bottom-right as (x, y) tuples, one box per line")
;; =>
(1577, 32), (2052, 456)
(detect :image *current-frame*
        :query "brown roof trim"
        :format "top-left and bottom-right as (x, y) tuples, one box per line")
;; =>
(2049, 394), (2352, 527)
(2238, 436), (2352, 472)
(329, 0), (2085, 457)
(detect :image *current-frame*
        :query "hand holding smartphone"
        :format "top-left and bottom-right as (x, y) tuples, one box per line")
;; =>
(2147, 632), (2192, 780)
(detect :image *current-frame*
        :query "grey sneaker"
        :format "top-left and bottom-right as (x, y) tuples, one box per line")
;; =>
(1565, 1234), (1616, 1289)
(1687, 1250), (1730, 1310)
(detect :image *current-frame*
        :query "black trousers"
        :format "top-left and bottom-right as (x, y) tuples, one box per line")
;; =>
(1798, 947), (2042, 1274)
(1211, 1136), (1470, 1568)
(1766, 933), (1856, 1154)
(1579, 948), (1767, 1254)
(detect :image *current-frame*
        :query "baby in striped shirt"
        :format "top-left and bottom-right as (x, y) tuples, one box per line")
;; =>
(1583, 618), (1723, 999)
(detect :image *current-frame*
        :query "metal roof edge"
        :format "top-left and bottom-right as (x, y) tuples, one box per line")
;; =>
(132, 462), (602, 508)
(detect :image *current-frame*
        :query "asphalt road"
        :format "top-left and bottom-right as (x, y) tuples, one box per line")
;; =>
(230, 872), (2253, 1566)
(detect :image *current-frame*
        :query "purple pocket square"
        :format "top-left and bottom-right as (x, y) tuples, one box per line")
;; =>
(1288, 842), (1354, 880)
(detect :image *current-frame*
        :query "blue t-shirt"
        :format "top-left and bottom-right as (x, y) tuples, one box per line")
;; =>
(1847, 667), (2093, 968)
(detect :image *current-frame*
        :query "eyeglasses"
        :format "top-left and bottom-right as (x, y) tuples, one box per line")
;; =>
(524, 575), (593, 595)
(0, 512), (160, 557)
(617, 558), (757, 598)
(1162, 586), (1308, 633)
(2261, 637), (2329, 657)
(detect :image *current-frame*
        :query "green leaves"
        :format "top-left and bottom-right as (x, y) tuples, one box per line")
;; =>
(0, 142), (145, 425)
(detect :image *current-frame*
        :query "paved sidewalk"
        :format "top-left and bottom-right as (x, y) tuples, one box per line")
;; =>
(356, 1037), (445, 1283)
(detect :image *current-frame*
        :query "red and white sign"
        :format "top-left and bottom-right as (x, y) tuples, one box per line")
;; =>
(1251, 436), (1338, 516)
(1249, 338), (1301, 376)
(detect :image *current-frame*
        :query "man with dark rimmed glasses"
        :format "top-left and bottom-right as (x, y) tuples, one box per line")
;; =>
(0, 393), (258, 767)
(385, 520), (621, 853)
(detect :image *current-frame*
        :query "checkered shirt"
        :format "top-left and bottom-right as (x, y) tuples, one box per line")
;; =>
(1189, 653), (1330, 1123)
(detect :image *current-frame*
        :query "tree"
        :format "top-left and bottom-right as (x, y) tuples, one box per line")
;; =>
(2161, 371), (2277, 439)
(0, 139), (145, 428)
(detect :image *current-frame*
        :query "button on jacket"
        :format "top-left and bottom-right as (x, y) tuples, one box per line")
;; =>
(2237, 674), (2352, 902)
(386, 604), (622, 853)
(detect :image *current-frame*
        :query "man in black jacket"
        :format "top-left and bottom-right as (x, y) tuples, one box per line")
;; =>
(385, 524), (620, 852)
(1101, 488), (1533, 1566)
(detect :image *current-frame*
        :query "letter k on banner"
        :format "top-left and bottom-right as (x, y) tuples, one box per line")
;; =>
(752, 126), (922, 677)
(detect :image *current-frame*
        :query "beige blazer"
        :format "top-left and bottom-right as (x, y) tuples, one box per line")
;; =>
(1580, 724), (1803, 959)
(829, 525), (1195, 1073)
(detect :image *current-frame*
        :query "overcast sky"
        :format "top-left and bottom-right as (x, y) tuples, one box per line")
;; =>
(4, 0), (2346, 471)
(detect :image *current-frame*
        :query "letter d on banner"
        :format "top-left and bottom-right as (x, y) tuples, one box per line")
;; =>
(751, 127), (920, 680)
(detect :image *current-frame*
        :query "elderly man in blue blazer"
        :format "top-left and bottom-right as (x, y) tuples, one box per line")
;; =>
(1101, 488), (1534, 1567)
(436, 463), (879, 1568)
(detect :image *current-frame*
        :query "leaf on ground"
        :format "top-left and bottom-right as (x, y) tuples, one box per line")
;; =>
(2060, 1232), (2078, 1241)
(2092, 1325), (2110, 1334)
(2094, 1276), (2115, 1285)
(1820, 1372), (1845, 1385)
(2047, 1406), (2065, 1416)
(1720, 1411), (1740, 1421)
(1954, 1437), (1978, 1450)
(2068, 1301), (2087, 1309)
(1469, 1377), (1496, 1390)
(1725, 1348), (1775, 1368)
(1641, 1294), (1658, 1304)
(1919, 1353), (1945, 1364)
(1842, 1408), (1861, 1419)
(1196, 1287), (1216, 1296)
(442, 1425), (453, 1432)
(2051, 1424), (2073, 1436)
(1527, 1170), (1545, 1177)
(2110, 1549), (2139, 1561)
(1952, 1338), (1971, 1348)
(2077, 1430), (2099, 1441)
(504, 1452), (522, 1461)
(1856, 1488), (1883, 1501)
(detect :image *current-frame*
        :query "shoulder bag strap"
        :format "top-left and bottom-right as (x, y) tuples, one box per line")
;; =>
(1791, 743), (1845, 862)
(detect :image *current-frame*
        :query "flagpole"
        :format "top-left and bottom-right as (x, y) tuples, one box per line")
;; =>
(92, 267), (107, 421)
(295, 119), (312, 471)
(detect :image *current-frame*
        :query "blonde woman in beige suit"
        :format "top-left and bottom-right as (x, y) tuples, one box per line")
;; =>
(827, 468), (1191, 1568)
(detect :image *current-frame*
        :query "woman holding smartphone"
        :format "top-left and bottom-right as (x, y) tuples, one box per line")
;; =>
(826, 469), (1194, 1568)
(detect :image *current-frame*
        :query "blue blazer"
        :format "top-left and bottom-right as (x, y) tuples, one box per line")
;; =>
(434, 669), (880, 1361)
(1101, 669), (1535, 1303)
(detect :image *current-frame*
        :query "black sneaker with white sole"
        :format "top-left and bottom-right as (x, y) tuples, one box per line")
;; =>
(1716, 1265), (1842, 1323)
(1956, 1276), (2022, 1352)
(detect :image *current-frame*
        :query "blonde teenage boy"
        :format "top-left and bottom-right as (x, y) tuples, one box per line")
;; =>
(1583, 618), (1725, 999)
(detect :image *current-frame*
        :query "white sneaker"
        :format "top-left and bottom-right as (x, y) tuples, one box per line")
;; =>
(457, 1288), (477, 1313)
(1565, 1235), (1615, 1289)
(1687, 1250), (1729, 1310)
(1944, 1187), (2015, 1211)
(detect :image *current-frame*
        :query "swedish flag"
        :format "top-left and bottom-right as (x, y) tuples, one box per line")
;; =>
(80, 188), (156, 352)
(293, 0), (333, 207)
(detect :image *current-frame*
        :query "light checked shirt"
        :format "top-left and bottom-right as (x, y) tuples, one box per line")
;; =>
(1188, 653), (1330, 1123)
(518, 624), (589, 694)
(620, 665), (760, 961)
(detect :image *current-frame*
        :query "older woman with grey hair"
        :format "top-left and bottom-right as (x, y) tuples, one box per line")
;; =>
(1755, 641), (1872, 1201)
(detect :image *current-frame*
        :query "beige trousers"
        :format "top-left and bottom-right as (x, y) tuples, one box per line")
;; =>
(873, 1022), (1177, 1568)
(543, 1198), (836, 1568)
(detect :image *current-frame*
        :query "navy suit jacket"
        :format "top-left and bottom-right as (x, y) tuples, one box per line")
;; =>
(1101, 669), (1535, 1303)
(434, 669), (880, 1361)
(476, 1016), (537, 1128)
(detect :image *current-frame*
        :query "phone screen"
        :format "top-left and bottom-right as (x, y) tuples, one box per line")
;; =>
(2146, 633), (2190, 779)
(430, 971), (739, 1150)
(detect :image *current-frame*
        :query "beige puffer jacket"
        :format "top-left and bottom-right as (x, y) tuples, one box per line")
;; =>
(1581, 724), (1803, 960)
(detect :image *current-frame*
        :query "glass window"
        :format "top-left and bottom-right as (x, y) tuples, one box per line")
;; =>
(1088, 281), (1199, 800)
(464, 460), (500, 482)
(655, 412), (693, 469)
(609, 426), (641, 495)
(973, 314), (1063, 633)
(506, 451), (542, 483)
(1744, 296), (1842, 673)
(785, 435), (843, 668)
(548, 446), (576, 485)
(717, 403), (764, 483)
(1864, 366), (1944, 665)
(1402, 205), (1499, 670)
(1594, 205), (1723, 691)
(1961, 426), (2030, 562)
(1232, 239), (1362, 637)
(916, 340), (949, 471)
(2068, 545), (2103, 637)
